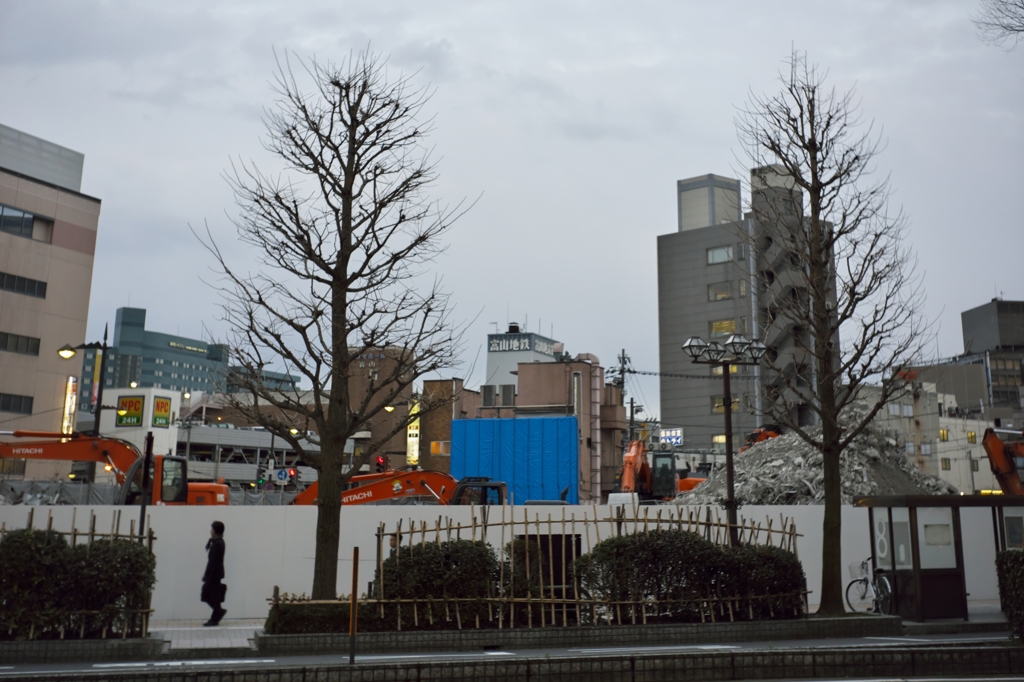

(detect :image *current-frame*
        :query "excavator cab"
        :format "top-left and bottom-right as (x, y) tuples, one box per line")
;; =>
(651, 452), (677, 499)
(450, 477), (506, 505)
(118, 456), (190, 505)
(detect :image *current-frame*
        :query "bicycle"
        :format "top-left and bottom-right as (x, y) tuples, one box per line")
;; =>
(845, 558), (893, 615)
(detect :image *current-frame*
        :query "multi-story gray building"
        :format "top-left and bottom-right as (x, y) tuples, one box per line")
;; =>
(962, 298), (1024, 412)
(658, 174), (759, 451)
(79, 307), (298, 416)
(657, 169), (819, 451)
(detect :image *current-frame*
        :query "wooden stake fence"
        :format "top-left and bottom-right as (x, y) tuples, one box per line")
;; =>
(271, 503), (805, 631)
(0, 508), (157, 640)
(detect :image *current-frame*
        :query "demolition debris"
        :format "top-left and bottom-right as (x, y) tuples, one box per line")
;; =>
(682, 406), (958, 505)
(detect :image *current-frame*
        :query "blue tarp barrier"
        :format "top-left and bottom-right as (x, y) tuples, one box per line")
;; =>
(451, 417), (579, 504)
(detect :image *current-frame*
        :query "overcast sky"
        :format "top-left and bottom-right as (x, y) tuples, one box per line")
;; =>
(1, 1), (1021, 419)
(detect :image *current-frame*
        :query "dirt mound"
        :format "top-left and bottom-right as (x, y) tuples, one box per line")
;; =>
(681, 403), (957, 505)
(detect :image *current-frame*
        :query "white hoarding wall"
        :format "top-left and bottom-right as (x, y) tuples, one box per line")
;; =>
(0, 503), (999, 621)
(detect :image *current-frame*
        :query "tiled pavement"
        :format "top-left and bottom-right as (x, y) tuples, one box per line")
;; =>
(149, 619), (265, 649)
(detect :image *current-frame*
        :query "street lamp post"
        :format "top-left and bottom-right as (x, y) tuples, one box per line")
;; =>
(57, 324), (115, 435)
(681, 334), (767, 546)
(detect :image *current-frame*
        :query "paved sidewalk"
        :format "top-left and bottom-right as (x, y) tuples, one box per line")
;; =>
(149, 619), (265, 649)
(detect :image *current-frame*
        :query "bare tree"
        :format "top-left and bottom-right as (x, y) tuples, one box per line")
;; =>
(974, 0), (1024, 46)
(201, 49), (465, 599)
(736, 53), (930, 616)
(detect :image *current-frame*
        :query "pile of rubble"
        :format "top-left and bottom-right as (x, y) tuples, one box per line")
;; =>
(682, 403), (958, 505)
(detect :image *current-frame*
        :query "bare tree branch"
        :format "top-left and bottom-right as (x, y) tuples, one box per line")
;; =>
(974, 0), (1024, 46)
(195, 48), (467, 599)
(736, 51), (933, 616)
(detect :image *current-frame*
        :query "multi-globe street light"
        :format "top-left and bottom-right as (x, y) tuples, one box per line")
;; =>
(681, 333), (767, 546)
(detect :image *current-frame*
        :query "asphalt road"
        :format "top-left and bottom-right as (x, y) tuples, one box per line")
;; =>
(0, 631), (1012, 678)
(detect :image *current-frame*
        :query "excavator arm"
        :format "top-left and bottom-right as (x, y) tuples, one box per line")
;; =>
(291, 469), (506, 506)
(982, 428), (1024, 496)
(0, 430), (142, 486)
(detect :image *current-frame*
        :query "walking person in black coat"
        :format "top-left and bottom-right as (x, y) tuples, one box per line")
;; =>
(202, 520), (227, 626)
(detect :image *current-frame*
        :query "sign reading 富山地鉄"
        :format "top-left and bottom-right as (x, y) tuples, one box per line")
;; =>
(152, 396), (171, 428)
(116, 396), (145, 427)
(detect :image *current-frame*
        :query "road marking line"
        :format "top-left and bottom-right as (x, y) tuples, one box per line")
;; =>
(864, 636), (933, 642)
(570, 645), (739, 653)
(152, 659), (276, 667)
(93, 663), (149, 668)
(484, 652), (514, 656)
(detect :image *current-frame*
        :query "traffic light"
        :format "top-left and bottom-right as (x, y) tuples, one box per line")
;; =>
(287, 467), (297, 479)
(257, 467), (267, 485)
(375, 455), (386, 473)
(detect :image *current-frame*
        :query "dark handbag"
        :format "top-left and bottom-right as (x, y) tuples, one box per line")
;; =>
(201, 581), (227, 604)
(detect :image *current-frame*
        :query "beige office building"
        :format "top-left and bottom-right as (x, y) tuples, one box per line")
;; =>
(0, 124), (100, 479)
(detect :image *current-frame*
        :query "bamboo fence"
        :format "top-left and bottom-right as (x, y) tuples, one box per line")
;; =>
(272, 503), (807, 630)
(0, 507), (156, 640)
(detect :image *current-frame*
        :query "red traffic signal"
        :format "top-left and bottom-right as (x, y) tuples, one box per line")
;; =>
(287, 468), (297, 477)
(375, 455), (386, 473)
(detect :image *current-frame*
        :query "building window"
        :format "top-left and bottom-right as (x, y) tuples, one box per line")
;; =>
(939, 428), (949, 442)
(1, 459), (26, 475)
(738, 279), (747, 297)
(736, 243), (745, 260)
(711, 364), (738, 376)
(709, 319), (737, 338)
(921, 443), (932, 455)
(0, 392), (33, 414)
(0, 271), (47, 298)
(708, 282), (732, 301)
(712, 434), (727, 452)
(0, 331), (41, 356)
(967, 431), (977, 444)
(940, 458), (951, 471)
(0, 204), (36, 239)
(711, 395), (739, 413)
(707, 246), (733, 265)
(430, 441), (451, 455)
(972, 459), (980, 472)
(905, 442), (915, 454)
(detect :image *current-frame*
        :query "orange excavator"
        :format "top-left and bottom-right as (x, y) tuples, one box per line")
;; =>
(614, 441), (706, 500)
(291, 459), (507, 506)
(0, 430), (228, 506)
(982, 428), (1024, 496)
(739, 425), (783, 453)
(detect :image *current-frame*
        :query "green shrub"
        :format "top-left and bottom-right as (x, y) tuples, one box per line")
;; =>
(0, 530), (156, 640)
(996, 550), (1024, 640)
(0, 529), (70, 638)
(374, 538), (498, 630)
(66, 539), (157, 638)
(574, 529), (804, 624)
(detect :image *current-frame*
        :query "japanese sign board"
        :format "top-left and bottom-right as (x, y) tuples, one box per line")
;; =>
(152, 396), (172, 428)
(487, 333), (556, 356)
(116, 396), (145, 427)
(659, 428), (684, 446)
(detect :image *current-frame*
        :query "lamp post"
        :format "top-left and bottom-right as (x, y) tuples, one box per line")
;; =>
(681, 333), (767, 546)
(57, 324), (119, 435)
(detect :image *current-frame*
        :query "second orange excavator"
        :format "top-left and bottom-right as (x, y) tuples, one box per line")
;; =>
(614, 440), (706, 500)
(982, 428), (1024, 496)
(291, 458), (507, 506)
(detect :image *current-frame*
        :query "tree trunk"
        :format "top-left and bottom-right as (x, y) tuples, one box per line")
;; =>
(818, 441), (845, 615)
(312, 445), (343, 599)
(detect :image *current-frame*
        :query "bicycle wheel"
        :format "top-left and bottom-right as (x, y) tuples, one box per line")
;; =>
(845, 578), (873, 613)
(875, 575), (893, 615)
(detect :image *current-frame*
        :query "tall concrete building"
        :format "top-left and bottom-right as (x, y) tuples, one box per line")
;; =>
(483, 322), (560, 406)
(0, 124), (100, 479)
(658, 174), (758, 451)
(962, 299), (1024, 411)
(657, 169), (819, 451)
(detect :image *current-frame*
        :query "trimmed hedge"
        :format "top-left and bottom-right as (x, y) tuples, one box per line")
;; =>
(996, 550), (1024, 640)
(0, 529), (156, 640)
(267, 531), (805, 634)
(574, 529), (805, 623)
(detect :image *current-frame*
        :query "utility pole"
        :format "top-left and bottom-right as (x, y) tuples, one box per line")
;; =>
(629, 397), (635, 442)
